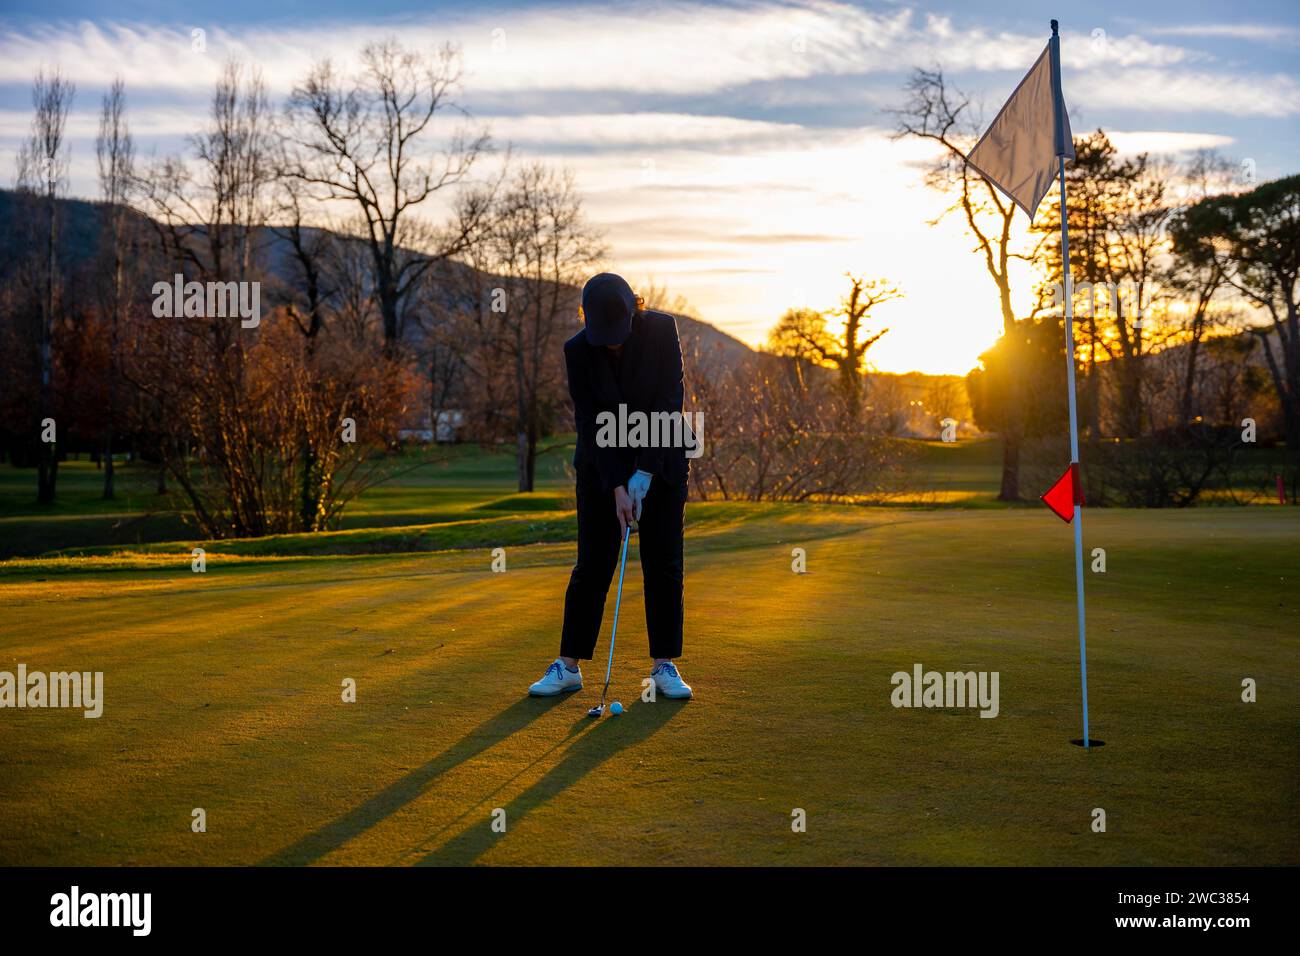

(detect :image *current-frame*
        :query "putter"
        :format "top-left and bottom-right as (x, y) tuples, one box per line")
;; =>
(589, 524), (633, 718)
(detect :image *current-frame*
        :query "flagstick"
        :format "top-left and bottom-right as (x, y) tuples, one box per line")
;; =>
(1057, 155), (1090, 749)
(1051, 20), (1090, 749)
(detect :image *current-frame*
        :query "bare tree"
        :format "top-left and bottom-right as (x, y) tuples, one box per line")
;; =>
(768, 275), (899, 419)
(269, 170), (334, 342)
(827, 274), (900, 417)
(95, 76), (134, 499)
(1037, 136), (1178, 438)
(139, 61), (271, 284)
(454, 162), (604, 491)
(638, 278), (698, 317)
(325, 221), (381, 345)
(686, 348), (912, 502)
(133, 61), (274, 497)
(893, 67), (1039, 499)
(1033, 130), (1129, 438)
(285, 39), (491, 348)
(16, 68), (74, 504)
(1109, 154), (1175, 437)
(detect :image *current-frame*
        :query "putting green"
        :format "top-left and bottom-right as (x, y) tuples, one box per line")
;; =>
(0, 506), (1295, 865)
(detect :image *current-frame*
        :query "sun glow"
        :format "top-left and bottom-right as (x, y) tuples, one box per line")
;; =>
(566, 125), (1042, 375)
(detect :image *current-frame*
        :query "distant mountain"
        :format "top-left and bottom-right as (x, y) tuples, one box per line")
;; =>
(0, 189), (759, 370)
(0, 188), (145, 269)
(672, 312), (754, 363)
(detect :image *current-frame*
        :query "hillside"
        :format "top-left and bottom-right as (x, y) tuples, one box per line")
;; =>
(0, 188), (754, 361)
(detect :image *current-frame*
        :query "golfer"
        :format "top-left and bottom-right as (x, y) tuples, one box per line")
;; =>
(528, 273), (693, 700)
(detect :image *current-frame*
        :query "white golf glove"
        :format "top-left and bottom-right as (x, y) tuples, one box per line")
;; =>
(627, 469), (652, 520)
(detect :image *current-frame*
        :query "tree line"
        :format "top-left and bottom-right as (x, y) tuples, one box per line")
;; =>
(0, 42), (607, 535)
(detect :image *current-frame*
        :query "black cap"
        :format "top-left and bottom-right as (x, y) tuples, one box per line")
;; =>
(581, 273), (636, 346)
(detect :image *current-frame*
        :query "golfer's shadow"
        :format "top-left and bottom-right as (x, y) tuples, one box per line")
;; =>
(259, 695), (567, 866)
(416, 700), (682, 866)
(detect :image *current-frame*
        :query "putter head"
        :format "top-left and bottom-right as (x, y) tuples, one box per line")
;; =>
(587, 704), (604, 718)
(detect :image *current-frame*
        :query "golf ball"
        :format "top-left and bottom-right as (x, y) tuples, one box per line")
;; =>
(609, 701), (624, 715)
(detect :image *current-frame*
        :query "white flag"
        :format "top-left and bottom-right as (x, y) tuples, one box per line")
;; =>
(966, 33), (1073, 222)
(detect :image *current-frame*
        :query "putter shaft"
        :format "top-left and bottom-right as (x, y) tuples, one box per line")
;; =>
(594, 525), (632, 714)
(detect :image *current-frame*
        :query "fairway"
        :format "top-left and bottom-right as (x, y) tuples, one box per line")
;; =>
(1, 505), (1295, 866)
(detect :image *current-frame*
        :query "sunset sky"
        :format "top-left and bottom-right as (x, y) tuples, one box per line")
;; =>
(2, 0), (1298, 373)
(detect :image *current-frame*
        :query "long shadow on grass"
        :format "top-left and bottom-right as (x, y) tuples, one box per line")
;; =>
(260, 695), (567, 866)
(415, 700), (683, 866)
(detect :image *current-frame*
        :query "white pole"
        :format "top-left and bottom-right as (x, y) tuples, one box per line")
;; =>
(1051, 20), (1090, 749)
(1057, 156), (1090, 749)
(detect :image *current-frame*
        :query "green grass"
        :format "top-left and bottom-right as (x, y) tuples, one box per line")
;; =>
(0, 444), (576, 559)
(0, 506), (1295, 865)
(906, 435), (1006, 503)
(4, 436), (1284, 560)
(0, 438), (1009, 560)
(0, 434), (993, 556)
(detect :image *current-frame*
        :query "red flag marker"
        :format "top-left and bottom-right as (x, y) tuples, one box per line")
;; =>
(1041, 463), (1083, 523)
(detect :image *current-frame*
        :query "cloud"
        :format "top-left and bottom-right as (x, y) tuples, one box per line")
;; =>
(0, 22), (274, 94)
(1104, 130), (1235, 155)
(0, 6), (1291, 141)
(1146, 23), (1300, 45)
(486, 112), (809, 151)
(0, 5), (914, 95)
(728, 232), (854, 243)
(1059, 28), (1201, 68)
(0, 4), (1227, 102)
(1068, 69), (1300, 118)
(0, 4), (1289, 146)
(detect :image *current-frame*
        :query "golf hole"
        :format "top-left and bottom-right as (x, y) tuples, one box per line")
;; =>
(1070, 738), (1106, 748)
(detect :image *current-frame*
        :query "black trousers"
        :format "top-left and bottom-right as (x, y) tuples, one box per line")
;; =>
(560, 470), (686, 660)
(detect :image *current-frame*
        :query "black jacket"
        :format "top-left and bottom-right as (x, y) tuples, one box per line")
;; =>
(564, 309), (690, 492)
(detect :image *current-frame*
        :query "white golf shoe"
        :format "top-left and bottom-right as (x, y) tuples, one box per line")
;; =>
(651, 661), (693, 699)
(528, 658), (583, 696)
